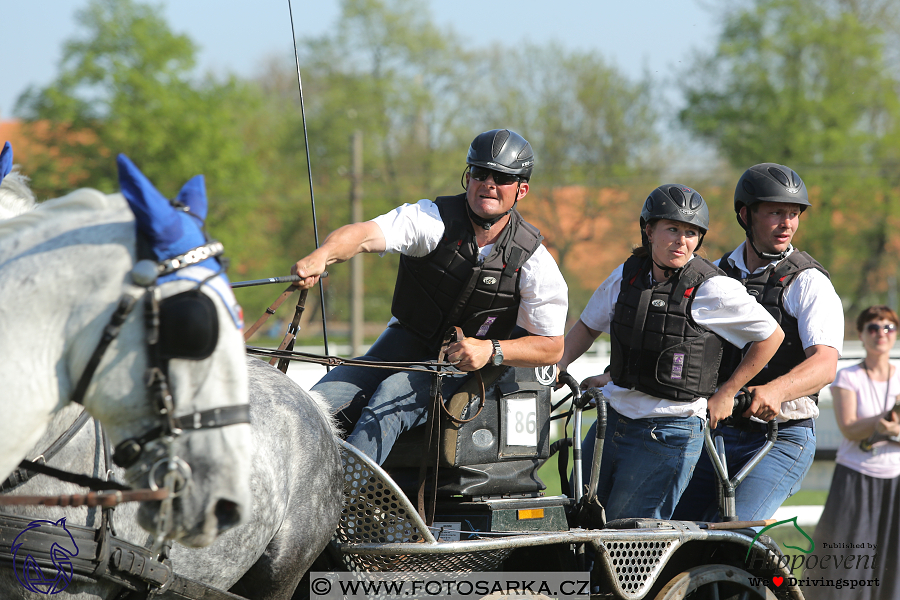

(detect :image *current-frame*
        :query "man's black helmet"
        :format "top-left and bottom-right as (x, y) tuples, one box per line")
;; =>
(640, 184), (710, 234)
(466, 129), (534, 181)
(734, 163), (810, 214)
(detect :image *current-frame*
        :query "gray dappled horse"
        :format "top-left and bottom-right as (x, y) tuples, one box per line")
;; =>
(0, 152), (253, 546)
(0, 358), (342, 600)
(0, 150), (343, 599)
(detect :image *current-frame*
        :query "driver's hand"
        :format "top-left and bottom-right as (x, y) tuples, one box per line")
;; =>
(446, 338), (493, 372)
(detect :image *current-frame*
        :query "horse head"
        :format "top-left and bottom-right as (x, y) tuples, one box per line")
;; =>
(75, 155), (253, 547)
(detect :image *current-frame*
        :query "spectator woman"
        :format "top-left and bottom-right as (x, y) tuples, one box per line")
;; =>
(805, 305), (900, 599)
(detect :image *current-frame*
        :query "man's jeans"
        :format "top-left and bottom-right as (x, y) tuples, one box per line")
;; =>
(672, 421), (816, 522)
(311, 325), (467, 465)
(579, 406), (705, 522)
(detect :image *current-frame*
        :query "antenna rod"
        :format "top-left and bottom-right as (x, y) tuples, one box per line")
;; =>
(288, 0), (330, 365)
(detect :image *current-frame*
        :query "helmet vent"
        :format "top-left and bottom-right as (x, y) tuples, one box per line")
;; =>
(768, 166), (790, 187)
(516, 146), (532, 161)
(689, 192), (702, 210)
(742, 180), (756, 196)
(491, 130), (510, 158)
(668, 186), (686, 207)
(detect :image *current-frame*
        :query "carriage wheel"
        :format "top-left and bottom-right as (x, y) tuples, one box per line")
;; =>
(654, 564), (776, 600)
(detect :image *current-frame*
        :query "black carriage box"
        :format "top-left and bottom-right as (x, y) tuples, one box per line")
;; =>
(382, 365), (553, 498)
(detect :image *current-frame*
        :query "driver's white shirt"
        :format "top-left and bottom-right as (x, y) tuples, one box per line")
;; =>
(717, 241), (844, 421)
(371, 199), (568, 337)
(580, 257), (778, 420)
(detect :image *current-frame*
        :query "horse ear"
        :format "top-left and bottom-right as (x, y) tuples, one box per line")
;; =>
(0, 141), (12, 182)
(176, 175), (208, 221)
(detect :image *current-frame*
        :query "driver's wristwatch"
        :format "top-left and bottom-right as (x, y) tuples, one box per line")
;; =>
(490, 339), (503, 366)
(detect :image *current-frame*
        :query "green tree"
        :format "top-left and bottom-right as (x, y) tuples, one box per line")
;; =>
(679, 0), (900, 313)
(13, 0), (283, 322)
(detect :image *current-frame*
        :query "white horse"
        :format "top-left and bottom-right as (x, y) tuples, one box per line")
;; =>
(0, 152), (252, 548)
(0, 358), (343, 600)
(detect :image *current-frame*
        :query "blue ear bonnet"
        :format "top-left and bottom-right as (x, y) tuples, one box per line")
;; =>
(116, 154), (217, 270)
(116, 154), (242, 329)
(0, 142), (12, 183)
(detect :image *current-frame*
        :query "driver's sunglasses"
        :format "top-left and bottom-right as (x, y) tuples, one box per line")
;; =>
(866, 323), (897, 334)
(469, 166), (521, 186)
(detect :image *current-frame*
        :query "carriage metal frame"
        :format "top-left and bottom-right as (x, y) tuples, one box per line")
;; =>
(308, 370), (804, 600)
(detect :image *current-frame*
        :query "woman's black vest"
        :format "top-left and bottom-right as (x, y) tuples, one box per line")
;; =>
(390, 194), (543, 352)
(609, 255), (725, 402)
(717, 249), (829, 401)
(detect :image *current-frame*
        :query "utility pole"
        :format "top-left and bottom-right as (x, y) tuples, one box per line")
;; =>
(350, 130), (364, 356)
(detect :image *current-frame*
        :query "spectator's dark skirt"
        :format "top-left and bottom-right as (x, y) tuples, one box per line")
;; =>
(803, 463), (900, 600)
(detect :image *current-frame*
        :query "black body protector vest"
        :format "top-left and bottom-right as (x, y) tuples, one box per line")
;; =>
(718, 249), (830, 402)
(390, 194), (543, 352)
(609, 255), (725, 402)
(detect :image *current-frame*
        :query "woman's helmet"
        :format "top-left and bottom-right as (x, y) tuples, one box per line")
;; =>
(640, 184), (709, 249)
(466, 129), (534, 181)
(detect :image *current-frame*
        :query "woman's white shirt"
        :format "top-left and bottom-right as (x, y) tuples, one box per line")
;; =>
(580, 258), (778, 420)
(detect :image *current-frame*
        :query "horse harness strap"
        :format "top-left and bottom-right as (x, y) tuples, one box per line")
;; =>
(1, 411), (92, 492)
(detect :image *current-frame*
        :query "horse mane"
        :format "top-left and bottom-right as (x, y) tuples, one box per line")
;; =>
(0, 169), (38, 220)
(0, 188), (127, 240)
(306, 389), (342, 438)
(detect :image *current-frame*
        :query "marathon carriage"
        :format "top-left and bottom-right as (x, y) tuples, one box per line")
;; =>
(262, 339), (800, 600)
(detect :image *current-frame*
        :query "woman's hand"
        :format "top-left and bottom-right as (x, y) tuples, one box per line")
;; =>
(580, 373), (611, 391)
(706, 390), (735, 429)
(875, 411), (900, 437)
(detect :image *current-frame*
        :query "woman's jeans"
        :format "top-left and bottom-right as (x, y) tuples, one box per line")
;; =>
(579, 406), (705, 521)
(311, 325), (467, 465)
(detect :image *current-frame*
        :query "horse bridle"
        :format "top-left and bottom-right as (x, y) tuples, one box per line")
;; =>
(70, 239), (251, 546)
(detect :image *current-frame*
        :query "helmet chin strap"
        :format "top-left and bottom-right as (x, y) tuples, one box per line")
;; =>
(465, 182), (519, 231)
(738, 212), (789, 261)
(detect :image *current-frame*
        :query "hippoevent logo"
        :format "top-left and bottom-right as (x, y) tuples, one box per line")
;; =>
(11, 518), (79, 595)
(744, 516), (880, 592)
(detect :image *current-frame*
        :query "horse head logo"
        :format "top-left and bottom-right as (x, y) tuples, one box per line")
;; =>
(11, 517), (79, 595)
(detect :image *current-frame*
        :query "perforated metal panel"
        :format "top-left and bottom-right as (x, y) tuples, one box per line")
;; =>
(338, 443), (433, 545)
(336, 441), (511, 573)
(597, 539), (677, 599)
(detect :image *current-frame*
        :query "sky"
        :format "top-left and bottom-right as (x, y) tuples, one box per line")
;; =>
(1, 0), (723, 120)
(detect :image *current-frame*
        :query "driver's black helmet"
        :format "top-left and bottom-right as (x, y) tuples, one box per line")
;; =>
(466, 129), (534, 181)
(734, 163), (810, 214)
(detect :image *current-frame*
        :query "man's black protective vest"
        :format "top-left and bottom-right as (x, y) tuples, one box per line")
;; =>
(390, 194), (543, 352)
(718, 249), (830, 401)
(609, 255), (725, 402)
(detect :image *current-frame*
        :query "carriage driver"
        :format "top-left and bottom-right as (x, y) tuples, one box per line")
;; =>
(291, 129), (568, 465)
(673, 163), (844, 522)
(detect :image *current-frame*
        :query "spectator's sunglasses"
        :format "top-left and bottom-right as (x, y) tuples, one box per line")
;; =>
(866, 323), (897, 334)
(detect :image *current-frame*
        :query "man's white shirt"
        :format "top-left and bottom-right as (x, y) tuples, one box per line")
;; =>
(371, 199), (568, 337)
